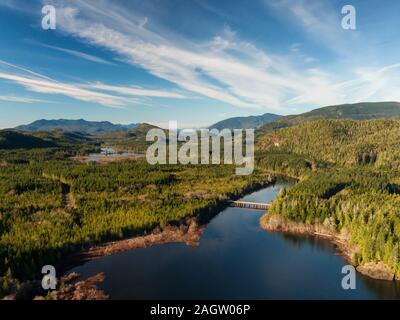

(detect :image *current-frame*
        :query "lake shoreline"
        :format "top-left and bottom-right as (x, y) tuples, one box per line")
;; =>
(260, 213), (397, 282)
(58, 217), (206, 273)
(44, 219), (207, 300)
(18, 174), (397, 300)
(49, 176), (278, 300)
(38, 179), (399, 300)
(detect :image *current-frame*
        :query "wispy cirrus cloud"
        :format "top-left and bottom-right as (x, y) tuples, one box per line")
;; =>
(27, 40), (115, 65)
(85, 83), (186, 99)
(0, 95), (53, 104)
(286, 64), (400, 106)
(0, 59), (55, 82)
(50, 2), (313, 111)
(4, 0), (400, 112)
(0, 71), (131, 107)
(50, 0), (394, 112)
(0, 60), (187, 108)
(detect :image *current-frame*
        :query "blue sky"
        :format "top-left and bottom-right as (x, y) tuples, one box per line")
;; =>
(1, 0), (400, 128)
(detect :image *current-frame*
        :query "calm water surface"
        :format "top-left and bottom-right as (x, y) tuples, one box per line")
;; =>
(69, 182), (400, 299)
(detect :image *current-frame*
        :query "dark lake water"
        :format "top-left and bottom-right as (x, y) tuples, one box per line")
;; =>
(69, 182), (400, 299)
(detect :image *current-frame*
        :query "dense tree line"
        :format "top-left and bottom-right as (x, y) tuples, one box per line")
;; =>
(269, 168), (400, 275)
(258, 119), (400, 277)
(0, 152), (270, 285)
(2, 118), (400, 294)
(258, 119), (400, 168)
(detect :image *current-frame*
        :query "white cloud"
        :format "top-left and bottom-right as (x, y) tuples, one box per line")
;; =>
(5, 0), (400, 112)
(287, 64), (400, 106)
(0, 95), (53, 104)
(0, 72), (130, 107)
(30, 41), (115, 65)
(335, 64), (400, 103)
(86, 82), (186, 99)
(0, 60), (55, 82)
(0, 59), (191, 108)
(52, 0), (394, 112)
(51, 2), (323, 111)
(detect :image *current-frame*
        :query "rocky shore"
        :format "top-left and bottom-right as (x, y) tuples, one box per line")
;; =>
(59, 177), (277, 274)
(2, 220), (194, 300)
(2, 272), (108, 300)
(260, 213), (397, 281)
(34, 272), (108, 300)
(4, 176), (279, 301)
(62, 217), (206, 270)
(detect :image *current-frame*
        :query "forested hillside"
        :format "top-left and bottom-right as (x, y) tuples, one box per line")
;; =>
(258, 119), (400, 168)
(99, 123), (162, 152)
(209, 113), (280, 130)
(0, 130), (57, 149)
(257, 119), (400, 278)
(257, 101), (400, 134)
(3, 114), (400, 296)
(0, 147), (271, 295)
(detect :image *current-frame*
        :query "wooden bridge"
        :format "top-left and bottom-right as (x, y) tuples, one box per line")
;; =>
(230, 201), (272, 210)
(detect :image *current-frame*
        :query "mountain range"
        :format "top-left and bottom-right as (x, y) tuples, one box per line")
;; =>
(209, 113), (281, 130)
(258, 101), (400, 133)
(5, 101), (400, 150)
(0, 123), (159, 150)
(14, 102), (400, 136)
(15, 119), (139, 134)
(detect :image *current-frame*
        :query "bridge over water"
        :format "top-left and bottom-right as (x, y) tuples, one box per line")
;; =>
(230, 201), (272, 210)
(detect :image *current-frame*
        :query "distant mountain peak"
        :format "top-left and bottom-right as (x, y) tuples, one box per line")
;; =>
(15, 119), (140, 134)
(209, 113), (281, 130)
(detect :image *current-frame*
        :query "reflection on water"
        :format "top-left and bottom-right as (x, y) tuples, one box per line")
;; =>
(279, 233), (336, 252)
(69, 182), (400, 300)
(361, 274), (400, 299)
